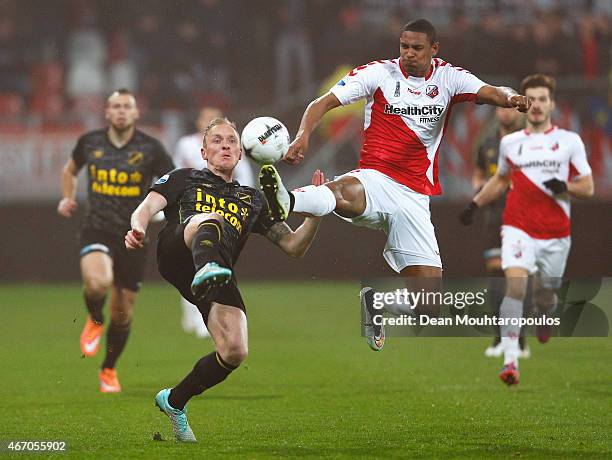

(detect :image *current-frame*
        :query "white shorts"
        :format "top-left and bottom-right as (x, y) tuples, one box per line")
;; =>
(334, 169), (442, 272)
(501, 225), (571, 288)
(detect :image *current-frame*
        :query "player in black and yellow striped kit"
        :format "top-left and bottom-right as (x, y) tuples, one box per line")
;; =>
(57, 89), (174, 392)
(126, 117), (323, 442)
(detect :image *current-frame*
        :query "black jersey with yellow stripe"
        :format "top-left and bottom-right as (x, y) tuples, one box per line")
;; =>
(72, 128), (174, 235)
(152, 168), (274, 267)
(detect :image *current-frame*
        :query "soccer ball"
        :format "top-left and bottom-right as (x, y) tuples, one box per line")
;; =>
(241, 117), (290, 164)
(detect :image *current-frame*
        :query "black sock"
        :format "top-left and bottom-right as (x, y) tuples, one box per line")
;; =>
(85, 293), (105, 324)
(169, 352), (237, 410)
(191, 220), (223, 271)
(101, 321), (131, 369)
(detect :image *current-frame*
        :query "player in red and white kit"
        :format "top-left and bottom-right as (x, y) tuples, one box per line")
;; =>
(460, 74), (594, 385)
(259, 19), (530, 351)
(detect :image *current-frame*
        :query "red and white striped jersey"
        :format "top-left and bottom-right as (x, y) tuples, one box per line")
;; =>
(498, 126), (592, 239)
(330, 58), (487, 195)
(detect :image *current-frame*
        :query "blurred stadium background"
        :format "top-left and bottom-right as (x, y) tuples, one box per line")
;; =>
(1, 0), (610, 281)
(1, 2), (611, 457)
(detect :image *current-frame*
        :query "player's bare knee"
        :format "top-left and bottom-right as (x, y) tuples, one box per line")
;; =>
(187, 212), (223, 230)
(110, 311), (131, 326)
(327, 177), (366, 216)
(84, 275), (111, 297)
(505, 283), (527, 301)
(323, 181), (343, 202)
(219, 341), (248, 366)
(110, 306), (133, 325)
(504, 269), (528, 300)
(184, 212), (225, 245)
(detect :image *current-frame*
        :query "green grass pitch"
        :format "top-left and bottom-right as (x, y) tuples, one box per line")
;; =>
(1, 282), (610, 459)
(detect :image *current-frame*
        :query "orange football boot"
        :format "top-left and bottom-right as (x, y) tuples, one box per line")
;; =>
(99, 368), (121, 393)
(80, 315), (104, 357)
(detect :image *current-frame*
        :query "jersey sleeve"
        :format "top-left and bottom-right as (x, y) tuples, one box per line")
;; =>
(71, 135), (87, 169)
(150, 168), (190, 207)
(496, 136), (512, 177)
(152, 140), (175, 178)
(447, 67), (487, 102)
(568, 133), (592, 179)
(330, 62), (381, 105)
(251, 192), (276, 235)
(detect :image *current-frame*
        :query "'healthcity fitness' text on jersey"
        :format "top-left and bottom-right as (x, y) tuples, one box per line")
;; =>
(498, 126), (592, 239)
(331, 58), (487, 195)
(151, 168), (275, 267)
(73, 129), (174, 235)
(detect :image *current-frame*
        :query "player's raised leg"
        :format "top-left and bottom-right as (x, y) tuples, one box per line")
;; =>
(79, 250), (113, 357)
(259, 165), (364, 220)
(184, 213), (233, 299)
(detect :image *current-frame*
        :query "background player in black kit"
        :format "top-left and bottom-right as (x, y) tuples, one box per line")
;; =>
(125, 117), (323, 442)
(57, 89), (174, 393)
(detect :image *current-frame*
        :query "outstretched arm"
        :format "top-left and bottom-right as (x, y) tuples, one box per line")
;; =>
(476, 85), (531, 113)
(125, 191), (168, 250)
(264, 218), (322, 258)
(459, 173), (511, 225)
(473, 173), (511, 208)
(567, 175), (594, 199)
(284, 92), (342, 165)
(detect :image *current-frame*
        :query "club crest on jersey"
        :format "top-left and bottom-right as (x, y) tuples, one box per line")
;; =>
(394, 82), (400, 97)
(128, 151), (144, 165)
(426, 85), (439, 98)
(236, 192), (252, 204)
(93, 150), (104, 159)
(551, 142), (559, 151)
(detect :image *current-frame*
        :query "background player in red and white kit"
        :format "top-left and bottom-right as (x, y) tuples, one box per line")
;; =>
(260, 19), (530, 351)
(472, 108), (529, 359)
(174, 106), (255, 338)
(460, 74), (594, 386)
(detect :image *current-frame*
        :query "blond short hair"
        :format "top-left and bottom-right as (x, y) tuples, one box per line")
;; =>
(202, 117), (239, 148)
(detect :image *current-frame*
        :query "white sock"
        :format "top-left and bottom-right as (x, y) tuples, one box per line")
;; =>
(384, 300), (415, 316)
(291, 185), (336, 216)
(499, 296), (523, 366)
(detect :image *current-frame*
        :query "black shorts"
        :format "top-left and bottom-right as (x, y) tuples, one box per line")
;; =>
(156, 224), (246, 325)
(79, 227), (147, 292)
